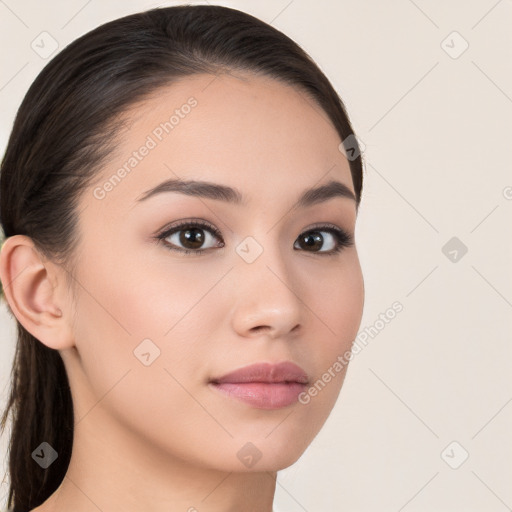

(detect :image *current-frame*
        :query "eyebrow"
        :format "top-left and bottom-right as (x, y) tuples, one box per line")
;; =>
(136, 178), (357, 209)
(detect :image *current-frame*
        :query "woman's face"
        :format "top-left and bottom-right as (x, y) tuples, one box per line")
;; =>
(63, 71), (364, 472)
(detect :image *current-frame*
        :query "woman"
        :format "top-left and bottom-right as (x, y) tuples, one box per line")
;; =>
(0, 5), (365, 511)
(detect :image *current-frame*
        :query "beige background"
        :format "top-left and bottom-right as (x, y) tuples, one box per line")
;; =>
(1, 1), (511, 510)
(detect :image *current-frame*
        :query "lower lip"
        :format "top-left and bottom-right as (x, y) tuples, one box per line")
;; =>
(209, 382), (307, 409)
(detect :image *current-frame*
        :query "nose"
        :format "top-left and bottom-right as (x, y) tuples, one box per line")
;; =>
(230, 243), (304, 340)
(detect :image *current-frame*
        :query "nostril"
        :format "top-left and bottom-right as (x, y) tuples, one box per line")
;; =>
(250, 325), (270, 334)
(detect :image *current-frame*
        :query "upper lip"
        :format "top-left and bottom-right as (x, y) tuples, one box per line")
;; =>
(210, 361), (309, 385)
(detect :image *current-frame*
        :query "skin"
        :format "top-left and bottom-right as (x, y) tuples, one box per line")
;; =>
(0, 71), (364, 512)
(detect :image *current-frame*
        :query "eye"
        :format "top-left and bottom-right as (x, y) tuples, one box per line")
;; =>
(294, 224), (354, 255)
(156, 219), (224, 255)
(155, 219), (354, 256)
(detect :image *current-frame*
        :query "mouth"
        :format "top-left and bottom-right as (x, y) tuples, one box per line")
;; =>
(209, 361), (309, 410)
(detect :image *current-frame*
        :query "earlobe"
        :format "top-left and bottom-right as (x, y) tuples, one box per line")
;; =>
(0, 234), (75, 350)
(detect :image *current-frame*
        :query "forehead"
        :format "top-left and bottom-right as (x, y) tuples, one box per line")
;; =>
(84, 71), (354, 214)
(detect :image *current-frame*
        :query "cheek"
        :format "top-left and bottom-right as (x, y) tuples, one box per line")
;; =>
(299, 254), (364, 408)
(74, 239), (220, 339)
(310, 253), (364, 353)
(70, 242), (223, 400)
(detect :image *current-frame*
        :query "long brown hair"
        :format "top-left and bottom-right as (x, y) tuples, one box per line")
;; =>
(0, 5), (363, 511)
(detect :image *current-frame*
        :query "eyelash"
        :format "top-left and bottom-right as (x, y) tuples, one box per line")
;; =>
(155, 219), (354, 256)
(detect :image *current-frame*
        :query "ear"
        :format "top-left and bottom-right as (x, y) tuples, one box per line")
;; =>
(0, 234), (75, 350)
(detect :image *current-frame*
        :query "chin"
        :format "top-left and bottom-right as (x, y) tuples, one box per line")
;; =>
(216, 453), (304, 473)
(225, 438), (309, 473)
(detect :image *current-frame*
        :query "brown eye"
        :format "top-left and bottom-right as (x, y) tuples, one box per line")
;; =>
(294, 226), (353, 255)
(157, 220), (224, 254)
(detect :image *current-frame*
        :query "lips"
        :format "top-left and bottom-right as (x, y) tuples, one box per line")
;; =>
(210, 361), (309, 385)
(209, 361), (309, 410)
